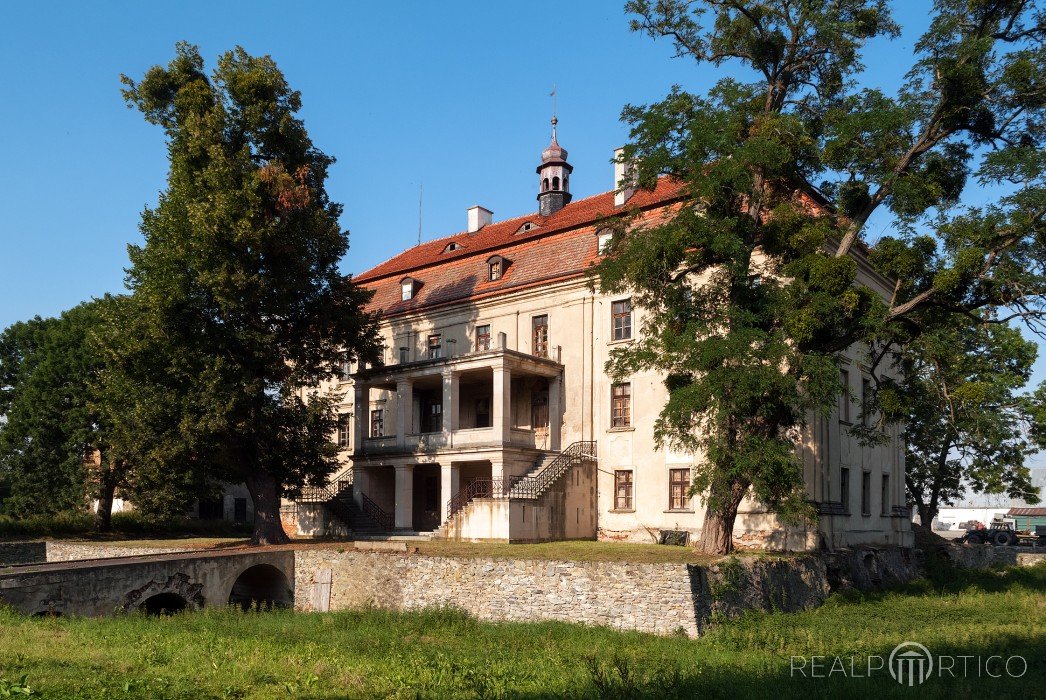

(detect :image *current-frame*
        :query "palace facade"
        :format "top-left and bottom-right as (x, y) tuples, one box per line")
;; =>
(285, 121), (913, 550)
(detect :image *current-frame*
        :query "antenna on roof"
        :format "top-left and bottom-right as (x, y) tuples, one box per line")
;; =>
(417, 183), (423, 246)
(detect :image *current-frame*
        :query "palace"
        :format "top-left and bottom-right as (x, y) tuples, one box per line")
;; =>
(285, 119), (913, 550)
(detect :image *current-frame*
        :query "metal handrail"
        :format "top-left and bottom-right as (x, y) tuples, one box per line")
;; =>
(444, 441), (597, 520)
(360, 491), (395, 531)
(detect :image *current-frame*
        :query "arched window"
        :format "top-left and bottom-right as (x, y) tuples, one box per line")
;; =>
(542, 178), (549, 192)
(552, 176), (560, 190)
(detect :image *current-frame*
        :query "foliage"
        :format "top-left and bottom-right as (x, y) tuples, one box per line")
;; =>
(0, 512), (250, 540)
(0, 564), (1042, 698)
(594, 0), (1045, 552)
(877, 317), (1043, 525)
(115, 43), (381, 543)
(0, 302), (114, 520)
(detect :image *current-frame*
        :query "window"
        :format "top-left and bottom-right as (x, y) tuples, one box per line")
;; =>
(861, 471), (871, 516)
(881, 474), (890, 515)
(839, 369), (851, 423)
(444, 242), (462, 252)
(475, 397), (491, 428)
(861, 376), (872, 426)
(401, 279), (414, 301)
(339, 353), (352, 381)
(399, 346), (409, 364)
(489, 259), (502, 281)
(532, 315), (549, 358)
(669, 468), (691, 510)
(612, 299), (632, 341)
(198, 497), (224, 520)
(614, 470), (633, 510)
(370, 409), (384, 438)
(475, 324), (491, 351)
(597, 230), (613, 254)
(427, 334), (442, 360)
(611, 383), (631, 428)
(422, 396), (442, 433)
(233, 498), (248, 523)
(840, 467), (850, 514)
(337, 414), (350, 448)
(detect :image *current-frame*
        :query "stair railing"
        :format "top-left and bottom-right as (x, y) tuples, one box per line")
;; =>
(360, 492), (395, 531)
(444, 441), (597, 520)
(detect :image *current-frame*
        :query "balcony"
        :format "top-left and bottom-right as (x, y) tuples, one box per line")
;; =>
(350, 348), (563, 460)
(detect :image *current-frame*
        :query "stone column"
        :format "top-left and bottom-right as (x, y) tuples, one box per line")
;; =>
(492, 363), (512, 444)
(490, 456), (505, 485)
(442, 368), (459, 439)
(440, 462), (460, 523)
(352, 383), (367, 453)
(396, 379), (413, 447)
(394, 464), (414, 530)
(548, 373), (562, 451)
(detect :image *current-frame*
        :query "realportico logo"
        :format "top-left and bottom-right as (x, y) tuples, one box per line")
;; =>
(889, 642), (933, 686)
(790, 641), (1028, 685)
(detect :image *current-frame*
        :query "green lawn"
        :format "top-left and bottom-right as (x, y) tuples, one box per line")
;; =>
(409, 539), (728, 564)
(0, 562), (1042, 699)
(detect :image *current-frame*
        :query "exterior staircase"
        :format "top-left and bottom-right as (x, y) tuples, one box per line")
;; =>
(437, 441), (597, 538)
(298, 481), (393, 536)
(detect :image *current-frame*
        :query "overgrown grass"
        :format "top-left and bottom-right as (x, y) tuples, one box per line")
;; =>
(0, 563), (1041, 698)
(0, 512), (252, 541)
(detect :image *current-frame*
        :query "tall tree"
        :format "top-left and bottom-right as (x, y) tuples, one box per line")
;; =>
(883, 318), (1042, 526)
(0, 301), (122, 527)
(596, 0), (1044, 552)
(119, 43), (381, 544)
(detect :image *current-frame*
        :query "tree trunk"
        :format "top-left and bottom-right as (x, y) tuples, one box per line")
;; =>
(94, 474), (117, 533)
(697, 480), (749, 555)
(245, 470), (290, 545)
(916, 501), (934, 530)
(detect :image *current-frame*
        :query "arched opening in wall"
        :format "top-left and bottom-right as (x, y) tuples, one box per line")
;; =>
(542, 178), (549, 192)
(552, 176), (560, 190)
(140, 592), (188, 616)
(228, 564), (293, 611)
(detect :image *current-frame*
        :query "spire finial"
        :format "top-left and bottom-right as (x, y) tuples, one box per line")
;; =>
(550, 85), (558, 140)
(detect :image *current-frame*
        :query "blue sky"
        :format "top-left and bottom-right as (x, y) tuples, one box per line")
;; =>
(4, 1), (1041, 404)
(1, 1), (938, 325)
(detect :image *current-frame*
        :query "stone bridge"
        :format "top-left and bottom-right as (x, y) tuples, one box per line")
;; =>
(0, 548), (295, 616)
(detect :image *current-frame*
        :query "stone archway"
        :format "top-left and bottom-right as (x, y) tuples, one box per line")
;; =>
(121, 572), (205, 614)
(139, 592), (188, 615)
(228, 564), (293, 611)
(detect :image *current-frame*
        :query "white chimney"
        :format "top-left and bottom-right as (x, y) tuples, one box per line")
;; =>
(614, 147), (636, 207)
(467, 205), (493, 233)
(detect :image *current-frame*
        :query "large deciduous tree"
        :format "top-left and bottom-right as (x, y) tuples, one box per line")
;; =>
(0, 300), (126, 529)
(119, 43), (380, 544)
(595, 0), (1044, 552)
(884, 318), (1043, 526)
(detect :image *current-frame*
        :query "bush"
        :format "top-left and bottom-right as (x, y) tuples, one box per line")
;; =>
(0, 511), (251, 540)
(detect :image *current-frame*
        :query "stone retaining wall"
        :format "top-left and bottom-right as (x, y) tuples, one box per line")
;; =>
(293, 546), (919, 637)
(0, 542), (47, 566)
(43, 542), (193, 562)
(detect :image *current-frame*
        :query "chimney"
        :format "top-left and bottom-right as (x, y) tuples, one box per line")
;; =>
(614, 147), (636, 207)
(467, 205), (493, 233)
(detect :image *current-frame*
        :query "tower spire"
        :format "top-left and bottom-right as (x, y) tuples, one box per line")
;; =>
(536, 93), (572, 217)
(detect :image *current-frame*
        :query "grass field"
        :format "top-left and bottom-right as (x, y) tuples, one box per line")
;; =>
(0, 561), (1041, 699)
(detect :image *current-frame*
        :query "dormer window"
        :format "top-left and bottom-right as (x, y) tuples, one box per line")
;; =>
(487, 255), (507, 281)
(596, 229), (614, 255)
(516, 222), (539, 234)
(444, 241), (463, 253)
(400, 276), (418, 301)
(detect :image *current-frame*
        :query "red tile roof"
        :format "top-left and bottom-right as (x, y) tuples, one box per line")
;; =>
(356, 178), (687, 316)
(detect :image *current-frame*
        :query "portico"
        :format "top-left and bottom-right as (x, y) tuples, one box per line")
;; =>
(348, 347), (563, 531)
